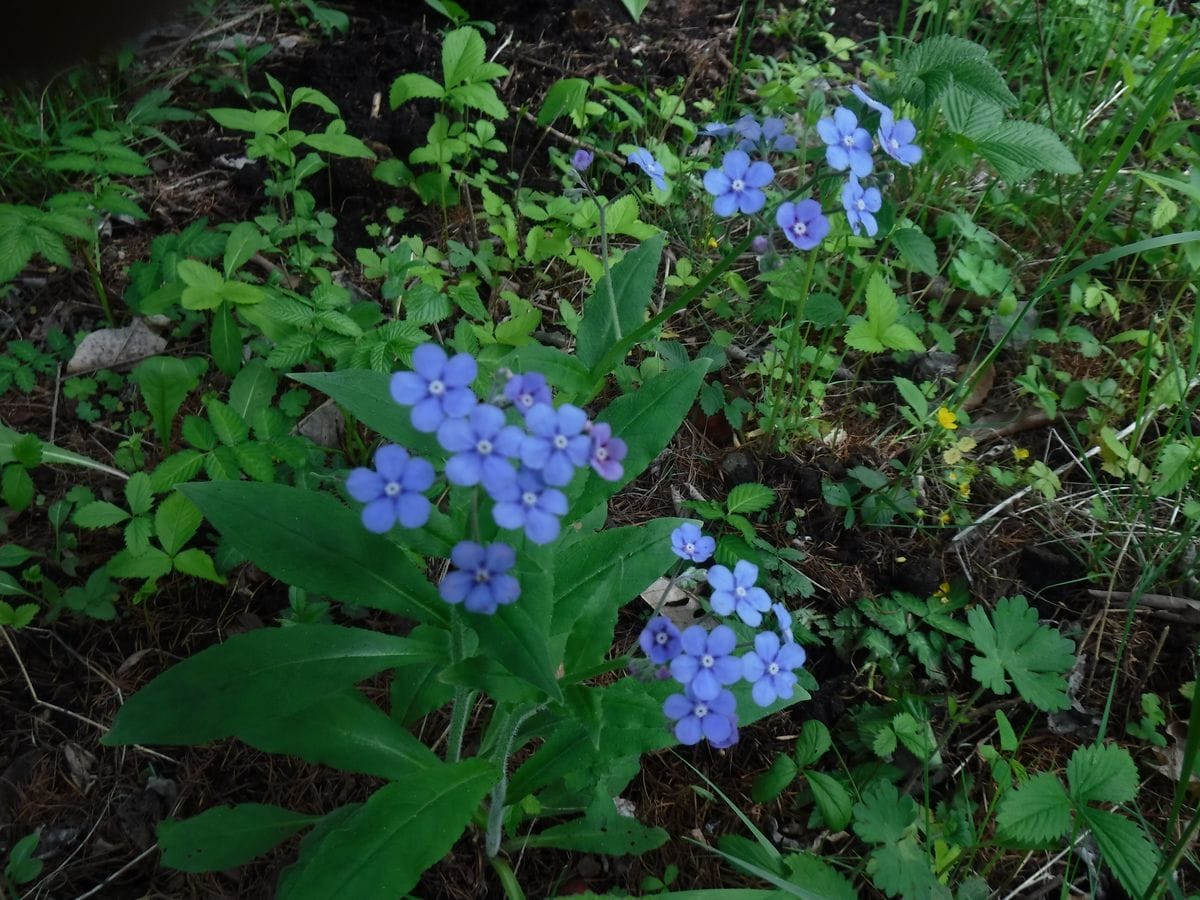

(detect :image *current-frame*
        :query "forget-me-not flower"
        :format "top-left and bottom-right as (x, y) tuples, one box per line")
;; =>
(504, 372), (552, 416)
(390, 344), (478, 433)
(639, 615), (683, 664)
(671, 523), (715, 564)
(743, 631), (807, 707)
(817, 107), (873, 177)
(842, 174), (882, 237)
(776, 200), (829, 252)
(437, 404), (523, 494)
(703, 150), (774, 217)
(850, 84), (891, 117)
(626, 147), (668, 191)
(701, 121), (736, 138)
(521, 403), (592, 485)
(588, 422), (627, 482)
(707, 560), (771, 626)
(878, 113), (922, 166)
(663, 687), (739, 747)
(345, 444), (434, 533)
(490, 468), (568, 545)
(735, 115), (797, 153)
(772, 602), (795, 644)
(670, 624), (742, 700)
(439, 541), (520, 615)
(571, 148), (594, 171)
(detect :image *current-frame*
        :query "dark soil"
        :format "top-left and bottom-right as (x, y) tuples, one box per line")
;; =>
(4, 0), (1195, 898)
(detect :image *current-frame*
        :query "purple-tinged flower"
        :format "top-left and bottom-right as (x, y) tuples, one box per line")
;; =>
(703, 150), (774, 217)
(751, 234), (771, 255)
(671, 523), (715, 564)
(663, 688), (739, 747)
(504, 372), (552, 416)
(626, 147), (668, 191)
(707, 560), (771, 626)
(878, 113), (922, 166)
(588, 422), (627, 482)
(670, 624), (742, 700)
(438, 541), (520, 615)
(701, 121), (736, 138)
(571, 148), (594, 171)
(743, 631), (807, 707)
(436, 404), (523, 494)
(850, 84), (892, 117)
(390, 343), (478, 433)
(520, 403), (592, 486)
(736, 115), (797, 153)
(345, 444), (434, 533)
(776, 200), (829, 252)
(639, 615), (683, 664)
(842, 174), (882, 237)
(817, 107), (873, 177)
(772, 602), (795, 644)
(491, 467), (568, 545)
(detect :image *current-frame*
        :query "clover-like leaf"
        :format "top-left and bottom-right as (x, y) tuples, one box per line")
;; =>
(1067, 743), (1138, 806)
(967, 595), (1074, 711)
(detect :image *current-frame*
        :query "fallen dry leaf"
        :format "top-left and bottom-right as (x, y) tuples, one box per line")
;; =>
(67, 318), (167, 373)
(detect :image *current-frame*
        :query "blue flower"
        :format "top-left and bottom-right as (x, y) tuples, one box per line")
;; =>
(850, 84), (891, 117)
(775, 200), (829, 252)
(671, 523), (715, 563)
(772, 602), (795, 644)
(504, 372), (552, 416)
(639, 615), (683, 664)
(670, 624), (742, 700)
(490, 467), (568, 545)
(663, 688), (739, 747)
(702, 150), (774, 217)
(878, 113), (922, 166)
(588, 422), (626, 482)
(842, 174), (882, 237)
(345, 444), (434, 533)
(735, 115), (797, 153)
(816, 107), (873, 177)
(390, 344), (478, 433)
(742, 631), (807, 707)
(701, 121), (736, 138)
(626, 147), (668, 191)
(707, 560), (771, 626)
(571, 148), (594, 171)
(439, 541), (520, 615)
(520, 403), (592, 486)
(436, 404), (523, 494)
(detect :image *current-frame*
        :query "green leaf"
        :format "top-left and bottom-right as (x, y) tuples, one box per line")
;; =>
(897, 34), (1018, 108)
(806, 771), (852, 831)
(783, 852), (858, 900)
(882, 322), (925, 352)
(104, 624), (435, 745)
(180, 481), (448, 625)
(388, 73), (445, 109)
(893, 376), (929, 421)
(2, 465), (34, 512)
(151, 450), (206, 492)
(208, 107), (287, 134)
(537, 78), (589, 126)
(501, 344), (591, 402)
(793, 720), (832, 768)
(173, 548), (225, 583)
(726, 483), (774, 515)
(1152, 440), (1196, 496)
(158, 804), (319, 873)
(177, 259), (225, 310)
(132, 356), (201, 445)
(1078, 806), (1159, 898)
(450, 82), (507, 120)
(618, 0), (651, 21)
(892, 227), (938, 276)
(995, 772), (1071, 842)
(206, 398), (250, 447)
(869, 836), (941, 899)
(967, 595), (1075, 711)
(211, 303), (243, 377)
(154, 492), (202, 556)
(107, 547), (172, 580)
(125, 473), (153, 516)
(1067, 743), (1138, 806)
(974, 121), (1082, 180)
(223, 222), (265, 278)
(577, 234), (664, 373)
(852, 780), (916, 844)
(229, 360), (279, 426)
(520, 795), (668, 854)
(470, 600), (563, 702)
(276, 759), (497, 900)
(441, 26), (487, 87)
(752, 754), (798, 803)
(73, 500), (130, 528)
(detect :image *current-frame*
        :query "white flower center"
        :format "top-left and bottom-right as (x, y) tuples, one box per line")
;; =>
(384, 481), (401, 497)
(476, 439), (493, 456)
(731, 178), (745, 192)
(684, 541), (695, 555)
(520, 393), (534, 407)
(595, 447), (608, 461)
(768, 662), (780, 675)
(694, 703), (709, 718)
(428, 379), (445, 397)
(843, 134), (855, 147)
(474, 568), (491, 584)
(792, 222), (807, 237)
(553, 434), (569, 450)
(889, 138), (900, 151)
(856, 198), (866, 211)
(655, 631), (669, 645)
(701, 654), (715, 669)
(522, 491), (539, 508)
(735, 586), (747, 598)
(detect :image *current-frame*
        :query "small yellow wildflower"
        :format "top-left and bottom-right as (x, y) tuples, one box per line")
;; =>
(938, 510), (951, 525)
(707, 236), (719, 250)
(1013, 446), (1030, 461)
(959, 482), (971, 498)
(933, 581), (951, 599)
(936, 406), (959, 430)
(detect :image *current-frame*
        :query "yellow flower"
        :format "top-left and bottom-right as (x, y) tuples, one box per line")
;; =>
(959, 482), (971, 498)
(934, 581), (951, 599)
(938, 511), (951, 525)
(707, 236), (719, 250)
(1013, 446), (1030, 461)
(936, 406), (959, 430)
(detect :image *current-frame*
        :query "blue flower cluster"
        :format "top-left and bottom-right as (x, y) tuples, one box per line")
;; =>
(346, 343), (628, 615)
(639, 525), (806, 748)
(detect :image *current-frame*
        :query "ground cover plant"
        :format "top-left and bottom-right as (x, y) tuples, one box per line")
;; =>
(1, 0), (1199, 896)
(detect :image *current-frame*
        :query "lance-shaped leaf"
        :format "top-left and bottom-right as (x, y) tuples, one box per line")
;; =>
(158, 804), (319, 873)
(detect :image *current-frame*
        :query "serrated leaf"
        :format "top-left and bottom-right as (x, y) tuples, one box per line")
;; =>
(967, 595), (1075, 711)
(783, 852), (858, 900)
(1078, 806), (1159, 898)
(173, 548), (225, 583)
(2, 465), (34, 512)
(234, 442), (276, 482)
(206, 399), (249, 447)
(996, 772), (1071, 842)
(1152, 441), (1196, 496)
(845, 319), (884, 353)
(974, 121), (1082, 180)
(1067, 743), (1138, 806)
(108, 547), (173, 580)
(1151, 196), (1179, 229)
(807, 771), (852, 831)
(155, 492), (203, 557)
(441, 26), (487, 88)
(892, 226), (939, 276)
(74, 500), (131, 528)
(882, 322), (926, 352)
(898, 34), (1018, 108)
(125, 472), (154, 516)
(869, 836), (942, 899)
(726, 483), (774, 515)
(537, 78), (589, 127)
(852, 780), (916, 844)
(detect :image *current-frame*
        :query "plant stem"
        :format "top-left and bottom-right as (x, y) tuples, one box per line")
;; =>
(765, 248), (817, 437)
(486, 703), (545, 857)
(489, 855), (526, 900)
(445, 609), (473, 764)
